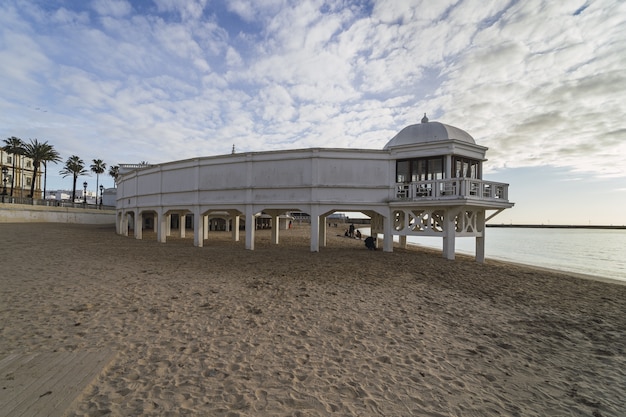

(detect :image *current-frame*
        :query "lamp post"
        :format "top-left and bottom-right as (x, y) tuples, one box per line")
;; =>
(1, 166), (8, 203)
(83, 181), (88, 206)
(99, 185), (104, 208)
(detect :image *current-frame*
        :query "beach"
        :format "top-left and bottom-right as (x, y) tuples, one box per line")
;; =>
(1, 223), (625, 417)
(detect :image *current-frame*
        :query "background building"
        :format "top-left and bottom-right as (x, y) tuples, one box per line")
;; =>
(0, 151), (42, 198)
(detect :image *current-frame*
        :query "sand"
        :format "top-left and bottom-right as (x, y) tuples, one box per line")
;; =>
(1, 222), (625, 417)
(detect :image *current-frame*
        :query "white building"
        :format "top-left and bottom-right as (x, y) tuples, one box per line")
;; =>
(115, 117), (514, 262)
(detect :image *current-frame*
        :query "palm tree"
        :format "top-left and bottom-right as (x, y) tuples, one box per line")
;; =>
(22, 139), (62, 199)
(90, 159), (106, 204)
(2, 136), (25, 196)
(59, 155), (89, 202)
(109, 165), (119, 187)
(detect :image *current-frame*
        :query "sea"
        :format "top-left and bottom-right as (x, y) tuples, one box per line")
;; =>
(360, 227), (626, 283)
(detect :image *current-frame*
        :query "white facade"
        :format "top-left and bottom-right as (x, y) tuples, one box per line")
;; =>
(116, 118), (514, 262)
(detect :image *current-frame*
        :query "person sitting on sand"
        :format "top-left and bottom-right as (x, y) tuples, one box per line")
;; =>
(344, 229), (350, 237)
(364, 236), (376, 250)
(355, 230), (362, 239)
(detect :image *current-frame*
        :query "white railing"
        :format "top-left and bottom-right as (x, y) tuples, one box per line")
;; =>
(394, 178), (509, 201)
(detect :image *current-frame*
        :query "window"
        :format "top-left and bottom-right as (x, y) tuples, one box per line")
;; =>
(453, 157), (481, 179)
(26, 161), (32, 168)
(26, 177), (32, 186)
(396, 156), (445, 182)
(396, 160), (409, 182)
(7, 156), (12, 164)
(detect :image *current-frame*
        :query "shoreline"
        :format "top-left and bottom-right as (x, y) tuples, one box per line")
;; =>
(401, 241), (626, 286)
(351, 225), (625, 285)
(2, 223), (625, 416)
(401, 241), (626, 287)
(487, 224), (626, 229)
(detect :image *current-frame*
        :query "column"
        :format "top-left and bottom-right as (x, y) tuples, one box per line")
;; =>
(245, 207), (256, 250)
(122, 212), (129, 236)
(179, 214), (186, 238)
(383, 212), (393, 252)
(310, 206), (320, 252)
(442, 209), (456, 260)
(475, 210), (486, 263)
(271, 213), (280, 244)
(194, 209), (204, 247)
(232, 215), (240, 242)
(135, 211), (143, 240)
(203, 215), (209, 240)
(157, 210), (168, 243)
(399, 235), (407, 249)
(319, 215), (327, 247)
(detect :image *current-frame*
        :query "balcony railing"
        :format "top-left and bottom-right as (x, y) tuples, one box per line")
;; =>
(394, 178), (509, 202)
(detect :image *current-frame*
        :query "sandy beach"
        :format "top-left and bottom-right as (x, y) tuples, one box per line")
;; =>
(1, 222), (625, 417)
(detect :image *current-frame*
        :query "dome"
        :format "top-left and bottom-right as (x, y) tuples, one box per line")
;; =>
(383, 115), (475, 149)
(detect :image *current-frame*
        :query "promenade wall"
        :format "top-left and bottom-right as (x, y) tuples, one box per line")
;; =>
(0, 203), (115, 224)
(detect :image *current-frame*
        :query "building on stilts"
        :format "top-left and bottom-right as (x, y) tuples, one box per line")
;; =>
(115, 115), (513, 262)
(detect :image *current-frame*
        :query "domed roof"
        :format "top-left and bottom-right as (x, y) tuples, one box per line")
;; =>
(383, 114), (475, 149)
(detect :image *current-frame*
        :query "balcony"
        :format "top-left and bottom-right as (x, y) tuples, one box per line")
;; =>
(394, 178), (509, 202)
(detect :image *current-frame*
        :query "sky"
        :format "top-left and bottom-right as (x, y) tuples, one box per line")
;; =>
(1, 0), (625, 225)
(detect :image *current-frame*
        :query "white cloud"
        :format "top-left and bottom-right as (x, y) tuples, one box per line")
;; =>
(153, 0), (209, 21)
(0, 0), (624, 200)
(429, 0), (626, 178)
(92, 0), (132, 18)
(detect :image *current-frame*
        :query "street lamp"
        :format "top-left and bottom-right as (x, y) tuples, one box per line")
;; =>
(99, 185), (104, 208)
(1, 166), (8, 202)
(83, 181), (88, 205)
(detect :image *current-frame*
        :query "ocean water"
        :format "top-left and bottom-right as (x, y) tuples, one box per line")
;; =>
(361, 227), (626, 282)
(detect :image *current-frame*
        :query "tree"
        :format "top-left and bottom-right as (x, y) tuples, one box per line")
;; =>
(90, 159), (106, 205)
(59, 155), (88, 202)
(22, 139), (62, 199)
(2, 136), (24, 196)
(109, 165), (119, 187)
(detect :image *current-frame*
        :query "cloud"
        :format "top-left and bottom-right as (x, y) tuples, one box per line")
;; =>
(92, 0), (132, 18)
(153, 0), (209, 21)
(431, 0), (626, 177)
(0, 0), (624, 192)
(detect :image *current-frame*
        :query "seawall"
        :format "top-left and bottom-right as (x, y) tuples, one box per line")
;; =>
(0, 203), (115, 225)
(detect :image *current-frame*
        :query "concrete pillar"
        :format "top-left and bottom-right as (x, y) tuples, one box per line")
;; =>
(135, 211), (143, 240)
(194, 210), (204, 247)
(442, 209), (456, 260)
(399, 235), (407, 249)
(245, 208), (256, 250)
(270, 213), (280, 244)
(232, 215), (240, 242)
(475, 210), (486, 263)
(310, 206), (320, 252)
(319, 215), (327, 247)
(383, 212), (393, 252)
(166, 214), (171, 236)
(179, 214), (186, 238)
(122, 212), (129, 236)
(203, 215), (209, 239)
(157, 210), (168, 243)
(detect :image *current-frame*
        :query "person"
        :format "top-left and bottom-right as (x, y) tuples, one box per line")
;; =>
(344, 229), (350, 237)
(349, 223), (355, 238)
(364, 236), (376, 250)
(355, 230), (362, 239)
